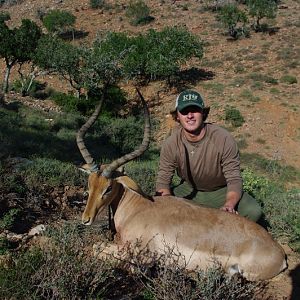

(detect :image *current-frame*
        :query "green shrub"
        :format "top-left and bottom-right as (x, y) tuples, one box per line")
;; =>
(246, 0), (277, 30)
(263, 189), (300, 251)
(0, 247), (45, 299)
(51, 92), (98, 114)
(225, 106), (245, 127)
(90, 0), (105, 9)
(89, 27), (203, 83)
(240, 89), (260, 102)
(0, 208), (20, 231)
(42, 9), (76, 34)
(12, 78), (47, 98)
(202, 82), (225, 95)
(247, 72), (278, 84)
(242, 168), (276, 200)
(280, 75), (297, 84)
(126, 0), (154, 26)
(101, 116), (145, 155)
(126, 160), (159, 195)
(242, 168), (300, 251)
(218, 4), (249, 39)
(21, 157), (86, 188)
(0, 237), (10, 255)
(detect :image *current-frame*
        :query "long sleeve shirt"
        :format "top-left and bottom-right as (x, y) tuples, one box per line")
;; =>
(156, 123), (243, 198)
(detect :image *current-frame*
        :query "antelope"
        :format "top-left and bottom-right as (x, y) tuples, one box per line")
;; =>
(77, 89), (287, 281)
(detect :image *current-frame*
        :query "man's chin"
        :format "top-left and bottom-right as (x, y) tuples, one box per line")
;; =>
(185, 128), (201, 135)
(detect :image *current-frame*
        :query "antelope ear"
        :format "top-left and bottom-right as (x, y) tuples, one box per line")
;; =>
(78, 163), (92, 174)
(116, 176), (144, 194)
(116, 166), (126, 174)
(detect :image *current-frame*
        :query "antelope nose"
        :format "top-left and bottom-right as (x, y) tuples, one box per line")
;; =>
(82, 216), (91, 225)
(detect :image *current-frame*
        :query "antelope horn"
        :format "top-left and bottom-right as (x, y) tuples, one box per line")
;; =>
(102, 88), (151, 178)
(76, 95), (104, 172)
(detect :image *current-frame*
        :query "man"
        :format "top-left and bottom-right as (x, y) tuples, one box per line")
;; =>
(155, 90), (262, 222)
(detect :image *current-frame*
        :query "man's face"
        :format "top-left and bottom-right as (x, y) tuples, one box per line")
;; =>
(177, 106), (204, 135)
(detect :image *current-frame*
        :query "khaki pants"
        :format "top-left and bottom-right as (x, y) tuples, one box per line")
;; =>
(172, 181), (262, 222)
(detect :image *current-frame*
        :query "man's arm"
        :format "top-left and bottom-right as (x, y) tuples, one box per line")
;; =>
(155, 138), (177, 196)
(220, 190), (240, 214)
(221, 134), (243, 214)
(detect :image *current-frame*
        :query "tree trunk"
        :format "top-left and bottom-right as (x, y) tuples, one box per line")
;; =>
(3, 65), (12, 93)
(0, 90), (5, 107)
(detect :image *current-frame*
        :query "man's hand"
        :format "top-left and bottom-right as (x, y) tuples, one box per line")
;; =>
(220, 191), (240, 214)
(220, 205), (238, 214)
(155, 188), (172, 196)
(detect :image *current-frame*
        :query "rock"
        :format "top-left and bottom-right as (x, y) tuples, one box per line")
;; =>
(28, 224), (46, 237)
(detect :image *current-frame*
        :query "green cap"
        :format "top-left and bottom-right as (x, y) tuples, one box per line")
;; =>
(175, 90), (205, 112)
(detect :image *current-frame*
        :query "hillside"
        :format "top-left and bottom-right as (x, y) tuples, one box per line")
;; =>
(1, 0), (299, 169)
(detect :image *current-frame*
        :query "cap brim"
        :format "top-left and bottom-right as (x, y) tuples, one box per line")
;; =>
(170, 106), (210, 114)
(177, 103), (204, 112)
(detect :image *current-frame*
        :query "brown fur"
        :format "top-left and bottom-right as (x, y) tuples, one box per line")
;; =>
(82, 173), (287, 281)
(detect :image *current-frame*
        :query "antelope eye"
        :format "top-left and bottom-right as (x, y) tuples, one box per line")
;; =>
(104, 185), (113, 195)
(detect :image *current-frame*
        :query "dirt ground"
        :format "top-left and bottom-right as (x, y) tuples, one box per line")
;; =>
(1, 0), (299, 299)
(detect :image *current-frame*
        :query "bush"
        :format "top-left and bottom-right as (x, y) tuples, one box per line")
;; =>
(242, 168), (300, 251)
(90, 0), (105, 9)
(126, 0), (154, 26)
(21, 157), (86, 188)
(224, 106), (245, 127)
(42, 9), (76, 34)
(280, 75), (297, 84)
(242, 168), (277, 200)
(121, 27), (203, 81)
(263, 189), (300, 250)
(246, 0), (277, 30)
(121, 242), (261, 300)
(218, 4), (249, 39)
(100, 116), (145, 155)
(126, 160), (159, 195)
(240, 89), (260, 102)
(51, 92), (98, 114)
(12, 78), (47, 98)
(0, 223), (114, 299)
(0, 208), (20, 231)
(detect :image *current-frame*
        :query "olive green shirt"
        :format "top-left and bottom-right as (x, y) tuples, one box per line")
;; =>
(156, 123), (242, 197)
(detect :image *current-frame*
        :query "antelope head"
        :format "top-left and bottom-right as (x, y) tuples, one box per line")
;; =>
(77, 89), (150, 225)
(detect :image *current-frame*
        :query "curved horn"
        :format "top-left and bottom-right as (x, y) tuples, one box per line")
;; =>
(102, 88), (151, 178)
(76, 96), (104, 172)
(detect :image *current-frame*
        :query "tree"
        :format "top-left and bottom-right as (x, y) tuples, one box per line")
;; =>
(120, 27), (203, 83)
(34, 35), (85, 97)
(42, 10), (76, 35)
(246, 0), (277, 30)
(218, 4), (249, 39)
(0, 16), (42, 93)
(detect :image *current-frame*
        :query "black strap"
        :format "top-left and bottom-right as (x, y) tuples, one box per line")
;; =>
(107, 205), (116, 241)
(182, 143), (198, 200)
